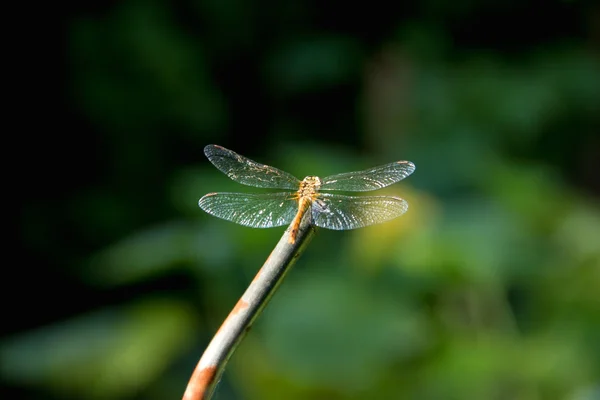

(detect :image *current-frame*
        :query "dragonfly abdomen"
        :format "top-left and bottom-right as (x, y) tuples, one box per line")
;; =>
(288, 197), (313, 244)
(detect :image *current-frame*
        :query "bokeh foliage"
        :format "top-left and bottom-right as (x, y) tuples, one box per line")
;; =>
(5, 0), (599, 399)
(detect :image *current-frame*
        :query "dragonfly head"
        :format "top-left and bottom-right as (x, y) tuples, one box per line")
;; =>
(299, 176), (322, 196)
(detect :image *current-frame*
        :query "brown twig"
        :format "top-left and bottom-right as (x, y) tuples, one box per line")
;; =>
(182, 213), (316, 400)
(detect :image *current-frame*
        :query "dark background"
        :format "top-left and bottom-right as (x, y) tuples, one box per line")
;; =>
(5, 1), (599, 399)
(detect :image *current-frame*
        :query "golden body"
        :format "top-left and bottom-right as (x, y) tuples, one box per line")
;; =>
(289, 176), (321, 243)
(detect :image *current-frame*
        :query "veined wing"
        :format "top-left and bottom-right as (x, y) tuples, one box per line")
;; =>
(311, 193), (409, 230)
(198, 192), (298, 228)
(204, 145), (300, 190)
(320, 161), (415, 192)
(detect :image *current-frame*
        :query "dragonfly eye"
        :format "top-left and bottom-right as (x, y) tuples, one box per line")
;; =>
(301, 176), (322, 189)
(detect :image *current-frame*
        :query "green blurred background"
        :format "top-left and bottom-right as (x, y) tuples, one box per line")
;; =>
(5, 0), (600, 399)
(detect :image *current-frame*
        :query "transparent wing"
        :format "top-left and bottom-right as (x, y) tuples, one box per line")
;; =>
(204, 144), (300, 190)
(311, 193), (409, 230)
(320, 161), (415, 192)
(198, 192), (298, 228)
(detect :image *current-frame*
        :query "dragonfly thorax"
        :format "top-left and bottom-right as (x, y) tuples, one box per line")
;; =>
(297, 176), (322, 198)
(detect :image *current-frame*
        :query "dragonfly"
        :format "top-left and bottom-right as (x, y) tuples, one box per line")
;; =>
(198, 145), (415, 243)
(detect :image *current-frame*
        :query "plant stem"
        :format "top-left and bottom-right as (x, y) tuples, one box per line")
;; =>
(182, 213), (316, 400)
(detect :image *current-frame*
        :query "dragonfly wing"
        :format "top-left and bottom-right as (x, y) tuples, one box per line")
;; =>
(198, 192), (298, 228)
(311, 193), (409, 230)
(320, 161), (415, 192)
(205, 145), (300, 190)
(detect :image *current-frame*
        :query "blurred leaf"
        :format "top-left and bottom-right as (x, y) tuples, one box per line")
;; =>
(0, 299), (197, 399)
(235, 272), (429, 396)
(425, 333), (594, 399)
(85, 221), (234, 285)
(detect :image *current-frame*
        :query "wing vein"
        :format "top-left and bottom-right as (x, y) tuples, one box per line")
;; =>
(204, 145), (300, 190)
